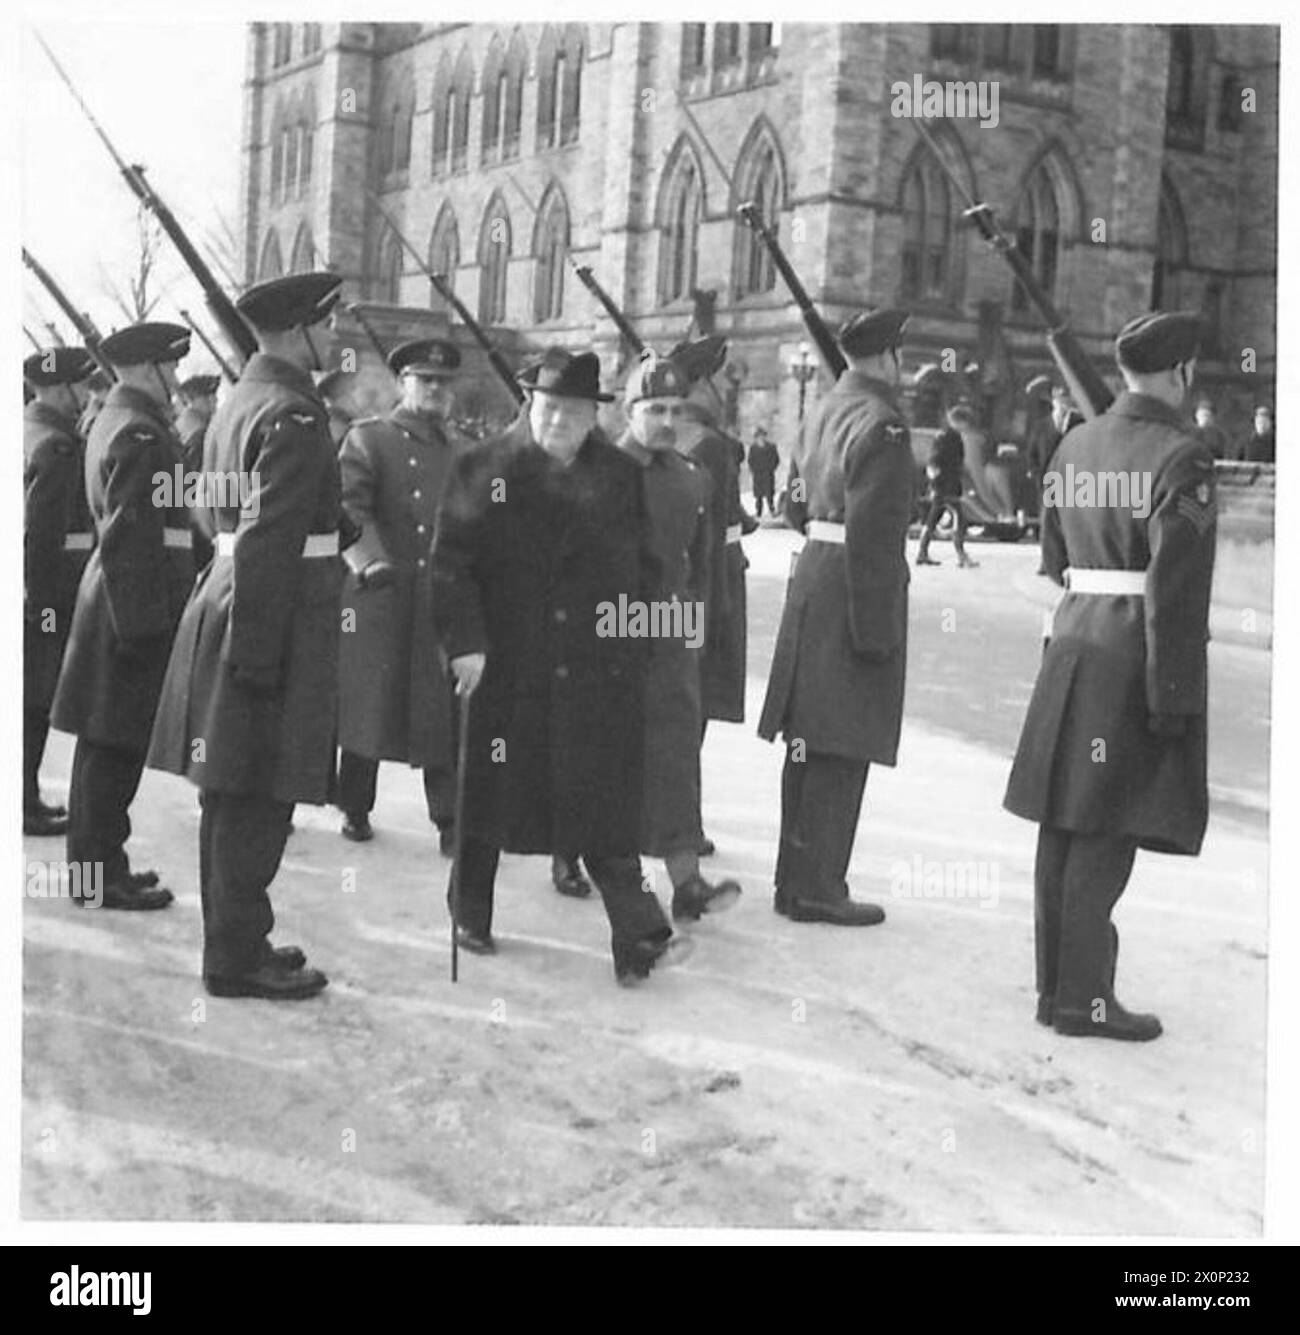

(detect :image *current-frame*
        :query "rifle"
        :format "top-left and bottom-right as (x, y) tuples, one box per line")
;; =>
(677, 92), (846, 379)
(179, 308), (238, 383)
(23, 325), (43, 353)
(344, 302), (391, 365)
(911, 118), (1112, 419)
(365, 189), (526, 407)
(36, 31), (257, 367)
(22, 247), (115, 380)
(505, 174), (647, 359)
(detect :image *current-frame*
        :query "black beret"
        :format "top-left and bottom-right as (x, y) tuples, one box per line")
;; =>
(388, 338), (460, 377)
(838, 308), (910, 359)
(668, 335), (728, 387)
(24, 346), (95, 387)
(237, 271), (342, 332)
(624, 351), (689, 407)
(179, 374), (221, 397)
(1114, 311), (1203, 374)
(99, 322), (191, 368)
(517, 347), (612, 403)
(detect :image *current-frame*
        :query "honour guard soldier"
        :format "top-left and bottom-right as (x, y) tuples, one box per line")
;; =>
(617, 355), (741, 920)
(50, 323), (195, 909)
(758, 309), (915, 925)
(175, 374), (220, 472)
(1004, 312), (1216, 1042)
(336, 338), (466, 847)
(432, 348), (690, 984)
(23, 347), (96, 836)
(671, 335), (753, 856)
(175, 373), (221, 572)
(148, 273), (346, 999)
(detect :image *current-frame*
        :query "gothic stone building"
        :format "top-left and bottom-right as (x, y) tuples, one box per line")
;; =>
(240, 21), (1278, 442)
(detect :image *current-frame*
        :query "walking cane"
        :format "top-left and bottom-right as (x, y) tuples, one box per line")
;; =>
(449, 681), (474, 982)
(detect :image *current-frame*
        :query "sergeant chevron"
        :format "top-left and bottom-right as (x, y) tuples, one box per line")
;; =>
(151, 465), (260, 515)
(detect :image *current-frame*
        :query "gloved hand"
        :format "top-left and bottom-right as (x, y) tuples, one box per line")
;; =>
(449, 652), (486, 696)
(362, 560), (397, 591)
(1148, 713), (1188, 739)
(229, 662), (281, 696)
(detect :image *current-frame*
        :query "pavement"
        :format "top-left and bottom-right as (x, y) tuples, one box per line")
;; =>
(20, 529), (1270, 1232)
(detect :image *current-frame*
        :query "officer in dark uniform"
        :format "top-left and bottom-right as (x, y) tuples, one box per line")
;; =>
(432, 348), (690, 985)
(617, 355), (742, 920)
(50, 323), (195, 910)
(758, 309), (914, 925)
(175, 374), (220, 472)
(1004, 312), (1216, 1042)
(23, 347), (96, 836)
(148, 273), (346, 1000)
(174, 373), (221, 572)
(337, 338), (466, 847)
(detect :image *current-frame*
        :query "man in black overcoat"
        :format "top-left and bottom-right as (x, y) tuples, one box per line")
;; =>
(431, 348), (689, 985)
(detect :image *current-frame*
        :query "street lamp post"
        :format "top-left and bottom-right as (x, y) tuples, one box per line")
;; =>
(789, 341), (816, 423)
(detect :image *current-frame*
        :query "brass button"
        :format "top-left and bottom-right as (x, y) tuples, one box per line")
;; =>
(417, 558), (427, 569)
(555, 664), (569, 679)
(554, 608), (567, 623)
(412, 489), (422, 499)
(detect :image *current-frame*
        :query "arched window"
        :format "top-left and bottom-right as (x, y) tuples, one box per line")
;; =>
(283, 124), (298, 200)
(375, 230), (404, 304)
(451, 48), (474, 172)
(533, 186), (570, 322)
(298, 111), (314, 195)
(1152, 175), (1188, 310)
(538, 25), (584, 149)
(682, 24), (707, 74)
(394, 100), (412, 172)
(732, 125), (785, 298)
(258, 229), (284, 281)
(900, 153), (954, 303)
(271, 24), (292, 68)
(430, 55), (452, 177)
(290, 224), (315, 274)
(478, 195), (512, 325)
(503, 30), (527, 160)
(714, 24), (742, 68)
(301, 24), (322, 56)
(269, 126), (284, 204)
(481, 35), (506, 164)
(657, 145), (703, 306)
(1167, 26), (1197, 124)
(1012, 164), (1060, 313)
(429, 204), (460, 309)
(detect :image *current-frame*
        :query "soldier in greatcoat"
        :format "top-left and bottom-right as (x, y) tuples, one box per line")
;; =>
(175, 373), (221, 572)
(1004, 312), (1216, 1042)
(50, 323), (195, 910)
(616, 356), (741, 921)
(147, 273), (346, 999)
(23, 347), (96, 837)
(336, 338), (466, 848)
(758, 309), (915, 926)
(431, 348), (690, 985)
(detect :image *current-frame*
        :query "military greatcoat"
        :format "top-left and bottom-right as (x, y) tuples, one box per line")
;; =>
(147, 353), (344, 804)
(1003, 392), (1217, 855)
(24, 401), (94, 709)
(50, 384), (193, 752)
(337, 407), (464, 768)
(758, 370), (914, 765)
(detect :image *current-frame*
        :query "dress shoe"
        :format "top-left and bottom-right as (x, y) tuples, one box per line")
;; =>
(784, 896), (885, 927)
(1053, 1000), (1162, 1042)
(1035, 994), (1055, 1027)
(455, 925), (497, 955)
(437, 824), (456, 857)
(23, 807), (69, 837)
(671, 874), (741, 922)
(78, 879), (174, 911)
(127, 869), (161, 889)
(697, 835), (716, 857)
(265, 942), (307, 971)
(552, 856), (593, 899)
(613, 932), (694, 986)
(205, 962), (328, 1000)
(341, 813), (374, 842)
